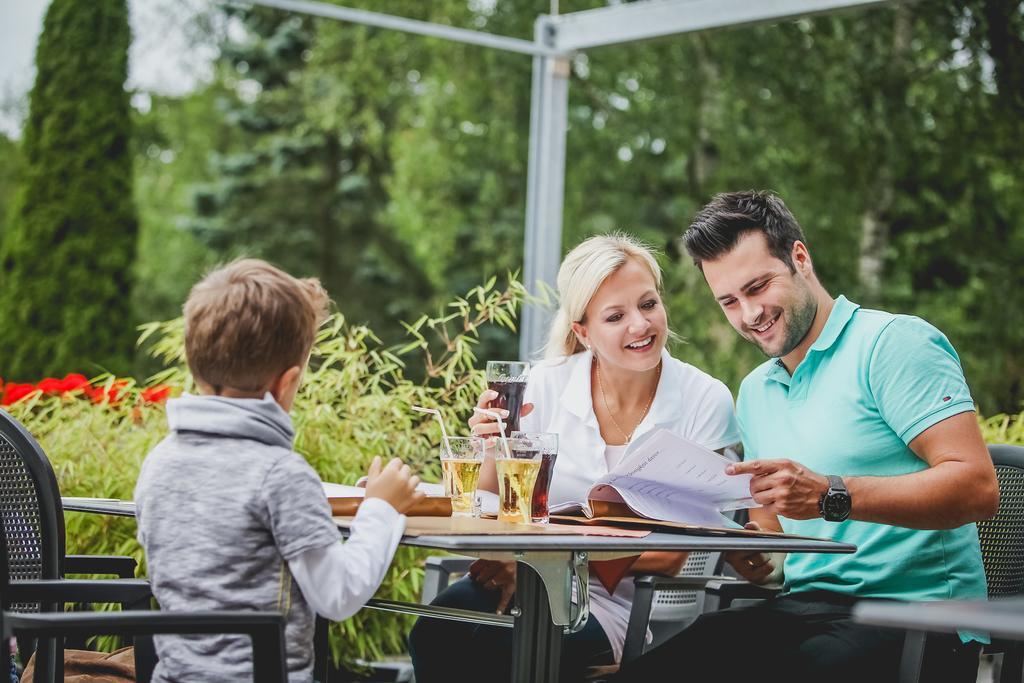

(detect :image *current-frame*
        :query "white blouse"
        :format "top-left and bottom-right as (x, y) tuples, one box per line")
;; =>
(519, 349), (740, 662)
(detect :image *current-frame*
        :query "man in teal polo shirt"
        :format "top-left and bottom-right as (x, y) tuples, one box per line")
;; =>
(616, 191), (998, 683)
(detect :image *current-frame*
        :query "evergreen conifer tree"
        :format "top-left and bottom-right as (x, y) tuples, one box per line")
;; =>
(0, 0), (137, 379)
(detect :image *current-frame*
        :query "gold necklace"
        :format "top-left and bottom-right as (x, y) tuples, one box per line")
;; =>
(595, 360), (662, 445)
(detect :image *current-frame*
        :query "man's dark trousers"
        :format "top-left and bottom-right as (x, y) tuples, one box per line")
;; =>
(613, 590), (980, 683)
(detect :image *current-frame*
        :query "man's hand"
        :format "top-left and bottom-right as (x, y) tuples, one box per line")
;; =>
(469, 559), (517, 614)
(724, 522), (777, 584)
(727, 459), (829, 520)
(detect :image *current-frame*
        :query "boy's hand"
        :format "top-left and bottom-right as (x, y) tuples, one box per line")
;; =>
(364, 456), (424, 515)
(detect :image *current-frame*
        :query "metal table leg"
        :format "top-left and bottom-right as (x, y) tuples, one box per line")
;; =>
(512, 561), (562, 683)
(510, 551), (590, 683)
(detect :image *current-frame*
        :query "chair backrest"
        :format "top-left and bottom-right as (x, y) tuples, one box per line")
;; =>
(0, 410), (67, 604)
(646, 506), (740, 635)
(648, 550), (720, 623)
(978, 444), (1024, 598)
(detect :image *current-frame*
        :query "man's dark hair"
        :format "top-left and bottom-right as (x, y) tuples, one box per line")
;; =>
(683, 190), (808, 271)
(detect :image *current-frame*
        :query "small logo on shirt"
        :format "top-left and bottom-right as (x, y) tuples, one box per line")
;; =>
(942, 396), (952, 402)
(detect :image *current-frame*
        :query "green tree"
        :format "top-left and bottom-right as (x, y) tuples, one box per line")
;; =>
(0, 133), (21, 241)
(131, 86), (238, 375)
(189, 3), (440, 343)
(0, 0), (138, 380)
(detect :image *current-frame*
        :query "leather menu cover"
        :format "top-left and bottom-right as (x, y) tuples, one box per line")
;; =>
(329, 495), (452, 517)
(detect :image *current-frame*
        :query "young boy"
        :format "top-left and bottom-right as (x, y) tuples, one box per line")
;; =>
(135, 259), (423, 681)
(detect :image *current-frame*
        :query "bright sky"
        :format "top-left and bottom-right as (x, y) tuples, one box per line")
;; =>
(0, 0), (215, 138)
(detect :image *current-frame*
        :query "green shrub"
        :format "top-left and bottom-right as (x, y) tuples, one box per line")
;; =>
(5, 276), (524, 666)
(979, 410), (1024, 446)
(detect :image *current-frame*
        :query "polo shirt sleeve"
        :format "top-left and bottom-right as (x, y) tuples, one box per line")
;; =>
(867, 316), (975, 445)
(259, 452), (343, 561)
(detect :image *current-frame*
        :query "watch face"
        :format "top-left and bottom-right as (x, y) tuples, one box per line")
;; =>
(823, 492), (852, 521)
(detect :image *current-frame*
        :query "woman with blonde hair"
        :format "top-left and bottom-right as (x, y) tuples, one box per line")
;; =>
(409, 233), (750, 682)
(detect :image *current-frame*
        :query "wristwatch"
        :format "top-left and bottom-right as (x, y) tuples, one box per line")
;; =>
(818, 475), (851, 522)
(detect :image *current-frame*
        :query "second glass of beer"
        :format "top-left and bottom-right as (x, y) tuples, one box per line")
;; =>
(495, 436), (542, 524)
(486, 360), (530, 434)
(440, 436), (485, 517)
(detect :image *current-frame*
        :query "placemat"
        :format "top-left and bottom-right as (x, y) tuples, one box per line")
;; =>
(334, 515), (649, 537)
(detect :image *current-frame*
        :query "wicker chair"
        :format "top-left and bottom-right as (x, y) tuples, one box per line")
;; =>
(0, 408), (288, 683)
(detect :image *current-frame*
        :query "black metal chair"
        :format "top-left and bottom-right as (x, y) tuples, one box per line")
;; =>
(0, 408), (289, 682)
(0, 406), (145, 674)
(0, 514), (288, 683)
(978, 444), (1024, 683)
(897, 443), (1024, 683)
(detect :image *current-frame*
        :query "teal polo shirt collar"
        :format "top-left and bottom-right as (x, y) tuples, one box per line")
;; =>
(765, 295), (860, 387)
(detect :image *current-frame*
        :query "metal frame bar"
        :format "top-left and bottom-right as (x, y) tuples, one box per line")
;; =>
(366, 598), (514, 628)
(548, 0), (896, 52)
(228, 0), (566, 57)
(520, 15), (570, 361)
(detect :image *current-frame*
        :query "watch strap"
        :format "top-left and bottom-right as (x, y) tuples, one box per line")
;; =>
(826, 474), (847, 493)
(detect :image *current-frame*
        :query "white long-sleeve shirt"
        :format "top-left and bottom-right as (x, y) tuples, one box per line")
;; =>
(288, 497), (405, 621)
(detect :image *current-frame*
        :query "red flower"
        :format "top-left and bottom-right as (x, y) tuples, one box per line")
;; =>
(90, 380), (128, 405)
(141, 386), (171, 404)
(37, 377), (64, 394)
(1, 383), (39, 406)
(24, 374), (90, 397)
(59, 374), (90, 393)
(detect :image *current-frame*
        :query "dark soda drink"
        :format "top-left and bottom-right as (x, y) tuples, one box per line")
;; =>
(531, 452), (558, 522)
(488, 379), (527, 434)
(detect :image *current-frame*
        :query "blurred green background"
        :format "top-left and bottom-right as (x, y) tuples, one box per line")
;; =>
(1, 0), (1022, 412)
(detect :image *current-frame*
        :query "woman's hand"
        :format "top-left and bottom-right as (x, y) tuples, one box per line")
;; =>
(724, 522), (777, 584)
(468, 390), (534, 437)
(469, 559), (517, 614)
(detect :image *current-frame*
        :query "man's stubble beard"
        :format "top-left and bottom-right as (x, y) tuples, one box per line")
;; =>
(754, 280), (818, 359)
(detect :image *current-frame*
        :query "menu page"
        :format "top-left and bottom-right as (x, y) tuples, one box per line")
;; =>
(608, 429), (757, 511)
(551, 429), (759, 525)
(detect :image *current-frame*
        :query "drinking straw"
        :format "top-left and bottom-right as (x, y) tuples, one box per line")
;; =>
(412, 405), (454, 458)
(473, 406), (512, 459)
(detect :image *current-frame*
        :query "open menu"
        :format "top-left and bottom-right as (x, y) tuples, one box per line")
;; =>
(549, 429), (759, 528)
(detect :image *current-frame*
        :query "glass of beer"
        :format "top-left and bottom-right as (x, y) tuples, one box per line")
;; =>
(486, 360), (530, 434)
(440, 436), (485, 517)
(495, 437), (542, 525)
(512, 432), (558, 523)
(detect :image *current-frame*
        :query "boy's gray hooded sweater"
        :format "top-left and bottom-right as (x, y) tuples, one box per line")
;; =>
(135, 393), (341, 682)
